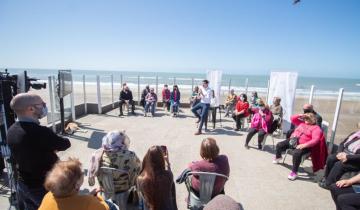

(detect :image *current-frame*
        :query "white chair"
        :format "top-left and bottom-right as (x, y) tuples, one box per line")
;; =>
(184, 171), (229, 210)
(282, 121), (329, 165)
(98, 166), (136, 210)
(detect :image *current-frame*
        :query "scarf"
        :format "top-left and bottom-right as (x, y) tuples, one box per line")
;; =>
(88, 130), (130, 186)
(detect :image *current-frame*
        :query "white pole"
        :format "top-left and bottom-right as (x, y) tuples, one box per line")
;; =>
(83, 75), (87, 114)
(228, 79), (231, 94)
(70, 76), (76, 121)
(266, 79), (270, 102)
(48, 76), (56, 132)
(96, 75), (102, 114)
(137, 75), (140, 105)
(329, 88), (344, 153)
(173, 77), (176, 85)
(111, 74), (114, 109)
(245, 78), (249, 95)
(120, 74), (123, 87)
(156, 75), (159, 96)
(309, 85), (315, 104)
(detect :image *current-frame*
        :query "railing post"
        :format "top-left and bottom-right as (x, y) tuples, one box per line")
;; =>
(329, 88), (344, 153)
(309, 85), (315, 104)
(48, 76), (56, 132)
(173, 77), (176, 85)
(245, 78), (249, 95)
(120, 74), (123, 86)
(228, 78), (232, 94)
(156, 75), (159, 96)
(137, 75), (140, 105)
(191, 77), (194, 95)
(83, 75), (87, 114)
(111, 74), (114, 109)
(70, 76), (76, 121)
(266, 79), (270, 102)
(96, 75), (102, 114)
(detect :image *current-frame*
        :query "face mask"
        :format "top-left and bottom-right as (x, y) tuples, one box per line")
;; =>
(303, 109), (312, 114)
(260, 106), (265, 111)
(40, 106), (48, 119)
(240, 97), (244, 101)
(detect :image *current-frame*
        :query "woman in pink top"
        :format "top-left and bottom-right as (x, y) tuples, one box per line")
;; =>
(245, 99), (273, 150)
(188, 138), (230, 198)
(273, 113), (324, 180)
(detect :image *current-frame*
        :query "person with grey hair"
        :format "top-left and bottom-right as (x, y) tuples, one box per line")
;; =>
(144, 87), (158, 117)
(88, 130), (141, 195)
(6, 93), (71, 210)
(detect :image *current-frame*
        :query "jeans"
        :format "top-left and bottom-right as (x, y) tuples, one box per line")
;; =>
(145, 102), (156, 115)
(330, 184), (360, 210)
(17, 181), (47, 210)
(325, 154), (360, 186)
(105, 199), (120, 210)
(171, 102), (179, 113)
(275, 139), (311, 173)
(191, 103), (210, 132)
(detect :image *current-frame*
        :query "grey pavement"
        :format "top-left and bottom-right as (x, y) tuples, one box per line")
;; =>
(0, 107), (335, 210)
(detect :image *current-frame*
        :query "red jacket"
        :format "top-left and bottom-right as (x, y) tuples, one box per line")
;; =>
(291, 114), (328, 172)
(235, 101), (249, 117)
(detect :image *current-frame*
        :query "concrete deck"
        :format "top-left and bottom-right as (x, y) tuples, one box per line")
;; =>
(0, 107), (335, 210)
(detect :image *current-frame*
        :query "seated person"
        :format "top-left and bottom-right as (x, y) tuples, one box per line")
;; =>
(137, 146), (177, 210)
(273, 113), (327, 181)
(232, 93), (249, 131)
(162, 84), (171, 112)
(269, 96), (283, 132)
(39, 158), (117, 210)
(244, 99), (273, 150)
(170, 85), (181, 116)
(330, 173), (360, 210)
(224, 89), (237, 117)
(249, 91), (259, 108)
(187, 137), (230, 198)
(144, 88), (157, 117)
(286, 103), (323, 138)
(140, 85), (150, 108)
(190, 86), (200, 108)
(319, 127), (360, 189)
(88, 130), (141, 194)
(119, 85), (135, 116)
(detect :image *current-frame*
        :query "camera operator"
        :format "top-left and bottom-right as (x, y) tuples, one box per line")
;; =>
(6, 93), (71, 210)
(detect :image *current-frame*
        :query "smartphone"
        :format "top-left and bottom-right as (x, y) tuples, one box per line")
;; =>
(160, 145), (168, 156)
(352, 185), (360, 193)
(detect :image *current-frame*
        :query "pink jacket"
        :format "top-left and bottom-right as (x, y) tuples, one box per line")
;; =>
(250, 108), (273, 133)
(291, 114), (322, 147)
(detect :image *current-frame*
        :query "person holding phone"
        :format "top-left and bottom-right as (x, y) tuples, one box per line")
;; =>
(330, 173), (360, 210)
(191, 80), (212, 135)
(137, 146), (177, 210)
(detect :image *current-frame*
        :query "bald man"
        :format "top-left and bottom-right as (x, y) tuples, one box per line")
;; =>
(6, 93), (71, 210)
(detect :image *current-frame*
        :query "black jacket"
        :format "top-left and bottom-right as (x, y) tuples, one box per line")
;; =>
(119, 90), (133, 101)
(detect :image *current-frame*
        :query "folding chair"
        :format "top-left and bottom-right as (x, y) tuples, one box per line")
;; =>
(184, 171), (229, 210)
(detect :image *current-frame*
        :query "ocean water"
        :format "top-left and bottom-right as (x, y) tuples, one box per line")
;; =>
(4, 68), (360, 99)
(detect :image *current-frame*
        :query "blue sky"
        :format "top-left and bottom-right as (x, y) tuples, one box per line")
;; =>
(0, 0), (359, 78)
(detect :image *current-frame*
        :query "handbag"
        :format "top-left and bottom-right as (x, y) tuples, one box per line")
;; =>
(289, 137), (299, 149)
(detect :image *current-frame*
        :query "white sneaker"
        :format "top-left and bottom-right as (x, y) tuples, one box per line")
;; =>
(287, 172), (298, 181)
(272, 158), (282, 164)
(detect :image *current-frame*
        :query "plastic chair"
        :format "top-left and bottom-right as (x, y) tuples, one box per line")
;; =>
(184, 171), (229, 210)
(282, 121), (329, 165)
(98, 166), (135, 210)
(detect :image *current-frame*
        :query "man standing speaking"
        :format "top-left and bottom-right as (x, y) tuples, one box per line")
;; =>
(6, 93), (71, 210)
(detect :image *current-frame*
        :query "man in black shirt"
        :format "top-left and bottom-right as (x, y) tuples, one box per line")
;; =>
(119, 85), (135, 116)
(7, 93), (71, 210)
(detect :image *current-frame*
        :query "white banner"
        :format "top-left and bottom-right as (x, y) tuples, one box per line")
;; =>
(206, 70), (222, 107)
(267, 72), (298, 132)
